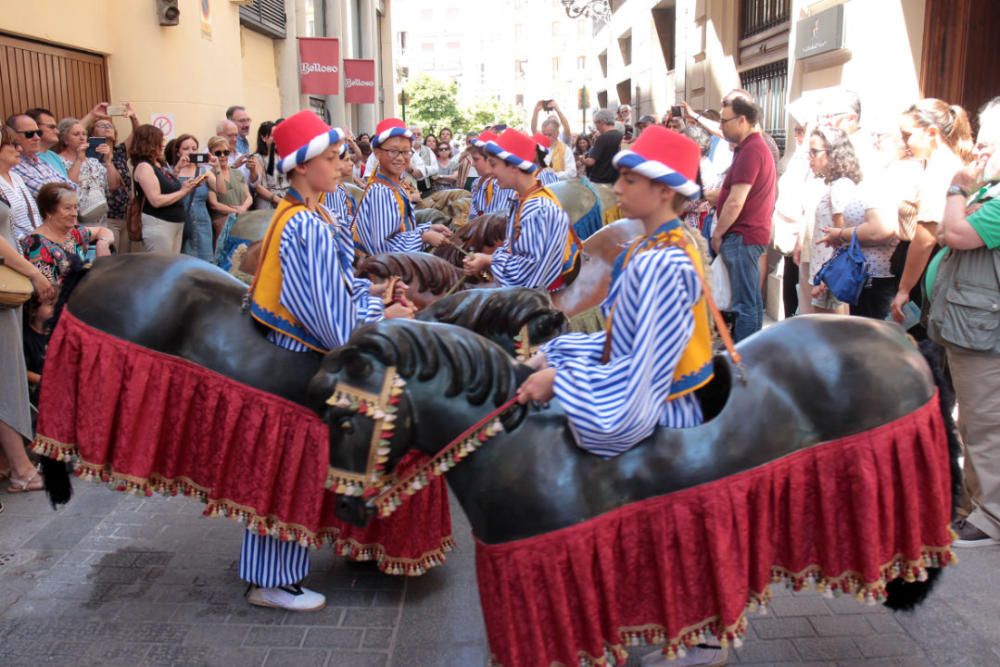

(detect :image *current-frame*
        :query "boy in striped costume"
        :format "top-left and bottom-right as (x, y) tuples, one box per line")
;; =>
(324, 141), (359, 263)
(517, 126), (714, 457)
(463, 129), (580, 290)
(469, 130), (517, 217)
(516, 131), (721, 667)
(246, 111), (412, 612)
(353, 118), (452, 256)
(533, 133), (561, 186)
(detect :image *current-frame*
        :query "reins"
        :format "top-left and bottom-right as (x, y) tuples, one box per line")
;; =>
(368, 395), (519, 516)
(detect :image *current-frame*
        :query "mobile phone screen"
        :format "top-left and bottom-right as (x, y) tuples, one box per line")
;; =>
(85, 137), (106, 160)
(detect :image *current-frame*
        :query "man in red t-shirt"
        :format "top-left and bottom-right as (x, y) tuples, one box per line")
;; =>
(712, 96), (776, 341)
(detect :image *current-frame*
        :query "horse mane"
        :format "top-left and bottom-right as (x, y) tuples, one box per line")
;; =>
(336, 319), (517, 407)
(355, 252), (463, 295)
(417, 287), (567, 349)
(431, 213), (507, 273)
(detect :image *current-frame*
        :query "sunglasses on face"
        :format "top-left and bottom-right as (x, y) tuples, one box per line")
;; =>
(213, 150), (231, 157)
(18, 130), (42, 139)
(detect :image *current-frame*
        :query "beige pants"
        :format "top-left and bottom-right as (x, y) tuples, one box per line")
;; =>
(104, 217), (126, 253)
(947, 346), (1000, 538)
(141, 213), (183, 254)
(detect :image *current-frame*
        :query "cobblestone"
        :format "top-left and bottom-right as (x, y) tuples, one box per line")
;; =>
(4, 483), (1000, 666)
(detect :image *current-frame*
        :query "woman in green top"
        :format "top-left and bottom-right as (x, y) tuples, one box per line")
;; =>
(929, 96), (1000, 549)
(207, 135), (252, 241)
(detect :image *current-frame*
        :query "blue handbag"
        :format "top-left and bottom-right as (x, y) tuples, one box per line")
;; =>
(812, 231), (870, 305)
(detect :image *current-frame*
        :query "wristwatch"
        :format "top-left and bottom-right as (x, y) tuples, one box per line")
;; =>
(947, 184), (969, 198)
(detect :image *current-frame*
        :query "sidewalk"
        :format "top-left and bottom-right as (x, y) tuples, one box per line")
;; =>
(2, 482), (999, 666)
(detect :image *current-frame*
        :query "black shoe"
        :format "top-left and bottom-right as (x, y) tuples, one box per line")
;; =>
(952, 518), (1000, 548)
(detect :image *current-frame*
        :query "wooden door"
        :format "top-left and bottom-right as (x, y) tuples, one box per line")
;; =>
(921, 0), (1000, 118)
(0, 33), (109, 121)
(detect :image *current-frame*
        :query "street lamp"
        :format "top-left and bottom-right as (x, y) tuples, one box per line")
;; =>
(561, 0), (611, 23)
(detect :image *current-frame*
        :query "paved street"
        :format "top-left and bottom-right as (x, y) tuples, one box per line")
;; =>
(2, 481), (1000, 667)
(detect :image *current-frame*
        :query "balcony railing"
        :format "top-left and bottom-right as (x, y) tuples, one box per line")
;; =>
(740, 0), (790, 39)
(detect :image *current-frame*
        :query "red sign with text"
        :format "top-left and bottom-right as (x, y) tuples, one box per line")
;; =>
(298, 38), (340, 95)
(344, 59), (377, 104)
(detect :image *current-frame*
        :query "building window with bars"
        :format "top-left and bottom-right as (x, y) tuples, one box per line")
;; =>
(740, 0), (791, 39)
(740, 59), (789, 154)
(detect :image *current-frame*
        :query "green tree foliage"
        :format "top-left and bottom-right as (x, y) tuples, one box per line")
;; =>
(402, 75), (525, 133)
(402, 75), (462, 129)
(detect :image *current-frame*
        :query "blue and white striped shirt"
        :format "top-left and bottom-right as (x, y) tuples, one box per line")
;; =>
(324, 186), (356, 227)
(471, 176), (517, 218)
(537, 168), (560, 186)
(354, 181), (429, 255)
(491, 194), (571, 288)
(267, 208), (383, 353)
(540, 245), (704, 457)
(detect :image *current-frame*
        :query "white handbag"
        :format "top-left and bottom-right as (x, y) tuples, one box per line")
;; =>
(710, 254), (732, 311)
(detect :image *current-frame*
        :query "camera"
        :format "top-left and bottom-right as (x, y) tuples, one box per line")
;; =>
(190, 153), (210, 165)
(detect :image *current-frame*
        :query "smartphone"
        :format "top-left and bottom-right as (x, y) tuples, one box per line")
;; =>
(190, 153), (210, 165)
(85, 137), (107, 160)
(544, 99), (555, 111)
(107, 104), (126, 116)
(671, 105), (683, 118)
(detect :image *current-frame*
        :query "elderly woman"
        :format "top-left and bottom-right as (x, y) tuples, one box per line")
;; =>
(0, 124), (40, 240)
(89, 104), (137, 249)
(0, 126), (55, 496)
(20, 182), (114, 286)
(206, 135), (253, 240)
(56, 118), (119, 227)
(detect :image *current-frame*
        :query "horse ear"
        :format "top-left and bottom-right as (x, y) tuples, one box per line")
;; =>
(341, 345), (373, 379)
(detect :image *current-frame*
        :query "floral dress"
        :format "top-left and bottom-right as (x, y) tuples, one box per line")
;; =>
(19, 225), (93, 287)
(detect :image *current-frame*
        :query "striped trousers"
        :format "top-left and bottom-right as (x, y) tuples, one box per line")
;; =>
(239, 530), (310, 588)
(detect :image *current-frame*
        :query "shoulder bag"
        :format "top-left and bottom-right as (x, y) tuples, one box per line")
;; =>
(126, 165), (145, 243)
(812, 231), (870, 306)
(0, 256), (33, 308)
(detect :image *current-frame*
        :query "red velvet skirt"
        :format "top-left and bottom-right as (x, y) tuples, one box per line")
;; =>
(34, 310), (452, 576)
(476, 394), (955, 666)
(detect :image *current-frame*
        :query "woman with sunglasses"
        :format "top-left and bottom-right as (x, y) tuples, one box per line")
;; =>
(207, 135), (253, 241)
(429, 141), (459, 192)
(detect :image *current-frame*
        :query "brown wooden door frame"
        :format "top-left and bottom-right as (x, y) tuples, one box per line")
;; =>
(919, 0), (971, 105)
(0, 33), (109, 121)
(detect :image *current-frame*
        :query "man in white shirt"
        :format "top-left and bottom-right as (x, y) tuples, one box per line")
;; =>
(530, 100), (577, 180)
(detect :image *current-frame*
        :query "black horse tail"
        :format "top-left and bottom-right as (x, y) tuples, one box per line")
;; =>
(39, 256), (91, 508)
(883, 339), (960, 611)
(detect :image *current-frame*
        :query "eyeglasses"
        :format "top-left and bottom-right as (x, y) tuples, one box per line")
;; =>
(378, 148), (412, 159)
(719, 116), (741, 125)
(213, 150), (231, 157)
(808, 148), (826, 156)
(437, 147), (451, 153)
(94, 122), (115, 130)
(17, 130), (42, 139)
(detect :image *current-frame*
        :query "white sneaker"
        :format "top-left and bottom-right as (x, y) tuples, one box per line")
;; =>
(246, 584), (326, 612)
(642, 645), (729, 667)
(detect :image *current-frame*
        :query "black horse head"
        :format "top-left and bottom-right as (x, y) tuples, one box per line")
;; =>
(306, 319), (520, 525)
(417, 287), (568, 358)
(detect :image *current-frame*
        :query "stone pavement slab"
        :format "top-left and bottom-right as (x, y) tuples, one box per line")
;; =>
(4, 481), (1000, 666)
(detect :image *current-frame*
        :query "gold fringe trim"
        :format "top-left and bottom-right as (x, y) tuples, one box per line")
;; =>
(487, 542), (957, 667)
(32, 434), (454, 576)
